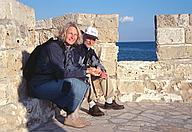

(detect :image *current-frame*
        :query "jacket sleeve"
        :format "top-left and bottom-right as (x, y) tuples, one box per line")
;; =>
(91, 50), (106, 72)
(47, 43), (87, 79)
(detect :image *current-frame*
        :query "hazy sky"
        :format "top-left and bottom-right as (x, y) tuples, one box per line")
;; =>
(19, 0), (192, 42)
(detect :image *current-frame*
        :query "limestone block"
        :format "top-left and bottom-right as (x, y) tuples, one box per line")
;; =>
(163, 93), (183, 102)
(102, 61), (117, 76)
(186, 26), (192, 43)
(0, 1), (35, 29)
(0, 67), (7, 79)
(178, 14), (190, 28)
(98, 43), (118, 62)
(0, 50), (7, 68)
(9, 76), (25, 101)
(95, 14), (119, 28)
(76, 14), (96, 26)
(157, 45), (192, 60)
(179, 82), (192, 102)
(36, 19), (53, 30)
(13, 1), (35, 29)
(189, 14), (192, 26)
(38, 30), (55, 44)
(156, 28), (185, 44)
(117, 80), (144, 94)
(0, 20), (33, 48)
(156, 14), (178, 28)
(0, 24), (6, 49)
(52, 14), (78, 29)
(175, 63), (192, 80)
(0, 51), (7, 78)
(0, 79), (9, 106)
(186, 45), (192, 58)
(117, 61), (158, 80)
(97, 27), (118, 43)
(0, 1), (12, 20)
(6, 50), (23, 76)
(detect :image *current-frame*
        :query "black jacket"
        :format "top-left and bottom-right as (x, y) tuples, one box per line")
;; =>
(77, 43), (106, 71)
(29, 40), (87, 87)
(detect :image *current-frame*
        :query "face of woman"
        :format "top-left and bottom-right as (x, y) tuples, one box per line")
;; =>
(65, 26), (78, 46)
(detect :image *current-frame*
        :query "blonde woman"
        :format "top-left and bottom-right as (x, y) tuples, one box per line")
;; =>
(28, 22), (90, 128)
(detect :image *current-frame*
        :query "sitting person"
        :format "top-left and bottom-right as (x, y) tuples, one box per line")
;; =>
(27, 22), (94, 128)
(78, 26), (124, 116)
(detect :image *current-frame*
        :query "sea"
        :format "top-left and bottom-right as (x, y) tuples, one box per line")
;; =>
(117, 41), (157, 61)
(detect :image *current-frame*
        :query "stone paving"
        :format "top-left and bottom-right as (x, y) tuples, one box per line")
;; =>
(31, 102), (192, 132)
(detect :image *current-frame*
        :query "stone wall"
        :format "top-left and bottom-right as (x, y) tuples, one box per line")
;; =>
(1, 0), (192, 131)
(0, 0), (119, 131)
(117, 14), (192, 103)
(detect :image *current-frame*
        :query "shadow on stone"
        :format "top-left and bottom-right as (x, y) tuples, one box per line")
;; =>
(17, 50), (67, 131)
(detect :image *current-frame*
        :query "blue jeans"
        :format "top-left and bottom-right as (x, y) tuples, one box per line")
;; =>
(30, 78), (89, 114)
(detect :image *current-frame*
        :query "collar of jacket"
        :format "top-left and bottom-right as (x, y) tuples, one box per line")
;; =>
(82, 43), (92, 51)
(63, 42), (78, 50)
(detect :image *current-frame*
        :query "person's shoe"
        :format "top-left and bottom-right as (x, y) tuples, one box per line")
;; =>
(104, 100), (124, 110)
(88, 105), (105, 116)
(64, 117), (89, 128)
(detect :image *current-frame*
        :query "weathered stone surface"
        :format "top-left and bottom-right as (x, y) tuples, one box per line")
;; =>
(117, 80), (144, 94)
(178, 14), (190, 27)
(0, 0), (35, 29)
(98, 43), (118, 61)
(156, 28), (185, 44)
(156, 14), (178, 28)
(97, 27), (118, 43)
(189, 14), (192, 26)
(76, 13), (96, 26)
(36, 19), (53, 30)
(0, 79), (9, 106)
(95, 14), (118, 28)
(186, 26), (192, 43)
(0, 25), (6, 49)
(102, 61), (117, 76)
(52, 14), (78, 29)
(6, 50), (23, 76)
(1, 1), (192, 131)
(157, 45), (185, 60)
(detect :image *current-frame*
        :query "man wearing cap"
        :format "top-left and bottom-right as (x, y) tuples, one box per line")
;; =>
(78, 26), (124, 116)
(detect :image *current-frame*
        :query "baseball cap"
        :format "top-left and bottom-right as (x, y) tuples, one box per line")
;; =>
(82, 26), (98, 40)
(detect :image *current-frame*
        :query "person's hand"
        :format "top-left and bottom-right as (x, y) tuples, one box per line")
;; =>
(86, 67), (101, 76)
(100, 71), (108, 79)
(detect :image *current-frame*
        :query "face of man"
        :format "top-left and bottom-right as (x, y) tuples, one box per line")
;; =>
(84, 35), (97, 48)
(65, 26), (78, 46)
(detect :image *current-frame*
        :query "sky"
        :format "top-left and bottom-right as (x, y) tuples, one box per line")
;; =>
(19, 0), (192, 42)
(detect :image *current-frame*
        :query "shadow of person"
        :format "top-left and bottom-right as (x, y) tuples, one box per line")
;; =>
(18, 50), (67, 131)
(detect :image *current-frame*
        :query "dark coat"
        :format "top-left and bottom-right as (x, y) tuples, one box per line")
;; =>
(29, 40), (87, 87)
(77, 43), (106, 71)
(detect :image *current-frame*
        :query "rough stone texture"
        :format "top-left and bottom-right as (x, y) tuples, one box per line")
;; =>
(155, 14), (178, 28)
(0, 0), (35, 29)
(178, 14), (190, 28)
(157, 45), (192, 60)
(1, 1), (192, 131)
(117, 60), (192, 103)
(156, 28), (185, 45)
(186, 26), (192, 43)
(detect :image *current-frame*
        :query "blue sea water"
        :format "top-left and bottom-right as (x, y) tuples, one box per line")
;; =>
(117, 41), (157, 61)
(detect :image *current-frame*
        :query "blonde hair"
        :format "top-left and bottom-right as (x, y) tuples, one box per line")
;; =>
(58, 22), (82, 44)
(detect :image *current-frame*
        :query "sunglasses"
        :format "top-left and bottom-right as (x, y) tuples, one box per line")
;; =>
(85, 35), (97, 41)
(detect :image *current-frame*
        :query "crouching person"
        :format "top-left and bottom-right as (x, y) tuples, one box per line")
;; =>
(25, 22), (91, 128)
